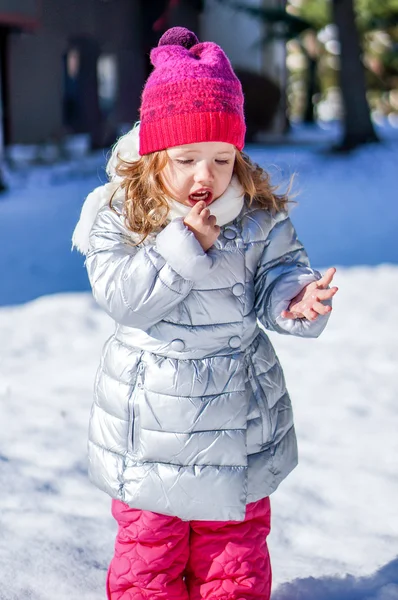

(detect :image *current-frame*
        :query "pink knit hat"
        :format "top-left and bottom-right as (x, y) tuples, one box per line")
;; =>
(139, 27), (246, 155)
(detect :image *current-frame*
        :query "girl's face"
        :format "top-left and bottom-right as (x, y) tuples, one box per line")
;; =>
(161, 142), (236, 207)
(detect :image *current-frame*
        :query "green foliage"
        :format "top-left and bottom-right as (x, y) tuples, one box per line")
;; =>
(355, 0), (398, 26)
(295, 0), (398, 31)
(292, 0), (329, 30)
(294, 0), (398, 118)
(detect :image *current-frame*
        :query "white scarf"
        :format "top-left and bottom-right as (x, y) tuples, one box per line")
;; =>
(72, 123), (245, 255)
(167, 176), (244, 227)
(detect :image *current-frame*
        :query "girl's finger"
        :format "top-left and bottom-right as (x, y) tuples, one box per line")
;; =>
(316, 267), (336, 288)
(200, 207), (211, 219)
(316, 287), (339, 300)
(281, 310), (295, 319)
(208, 215), (217, 226)
(191, 200), (206, 214)
(312, 301), (332, 315)
(302, 308), (319, 321)
(281, 310), (304, 320)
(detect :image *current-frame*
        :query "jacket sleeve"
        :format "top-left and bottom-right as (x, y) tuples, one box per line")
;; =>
(254, 212), (331, 338)
(86, 207), (217, 329)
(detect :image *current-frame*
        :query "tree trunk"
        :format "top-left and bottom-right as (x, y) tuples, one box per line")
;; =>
(0, 28), (8, 192)
(332, 0), (378, 150)
(302, 51), (318, 125)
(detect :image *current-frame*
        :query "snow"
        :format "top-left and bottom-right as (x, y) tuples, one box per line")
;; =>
(1, 124), (397, 598)
(0, 153), (105, 307)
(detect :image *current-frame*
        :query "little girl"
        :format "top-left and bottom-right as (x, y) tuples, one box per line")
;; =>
(73, 27), (337, 600)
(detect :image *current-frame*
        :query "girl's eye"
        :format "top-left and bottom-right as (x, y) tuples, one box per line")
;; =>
(175, 159), (231, 165)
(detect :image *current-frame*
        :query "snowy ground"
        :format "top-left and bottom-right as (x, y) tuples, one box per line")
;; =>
(1, 124), (398, 599)
(1, 267), (397, 599)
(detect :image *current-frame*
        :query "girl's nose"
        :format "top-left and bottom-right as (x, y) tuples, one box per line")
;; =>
(194, 162), (214, 185)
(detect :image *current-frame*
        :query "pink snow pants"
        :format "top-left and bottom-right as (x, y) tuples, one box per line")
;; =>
(107, 497), (271, 600)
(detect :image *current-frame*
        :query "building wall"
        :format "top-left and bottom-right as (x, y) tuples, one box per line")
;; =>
(4, 0), (145, 145)
(8, 30), (64, 144)
(0, 0), (39, 29)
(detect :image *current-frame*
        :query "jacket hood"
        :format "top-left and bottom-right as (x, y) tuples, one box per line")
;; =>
(72, 124), (140, 255)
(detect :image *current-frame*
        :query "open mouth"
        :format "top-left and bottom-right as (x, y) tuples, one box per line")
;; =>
(188, 190), (213, 206)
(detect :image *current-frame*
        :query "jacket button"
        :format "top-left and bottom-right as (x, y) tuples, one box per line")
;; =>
(170, 339), (185, 352)
(223, 228), (236, 240)
(232, 283), (244, 296)
(229, 336), (241, 349)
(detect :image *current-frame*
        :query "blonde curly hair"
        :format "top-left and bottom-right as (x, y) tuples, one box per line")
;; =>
(110, 142), (290, 243)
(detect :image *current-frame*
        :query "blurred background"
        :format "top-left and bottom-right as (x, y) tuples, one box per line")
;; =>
(0, 0), (397, 305)
(1, 2), (398, 599)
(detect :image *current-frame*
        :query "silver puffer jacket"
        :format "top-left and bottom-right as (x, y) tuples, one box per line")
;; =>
(85, 195), (329, 521)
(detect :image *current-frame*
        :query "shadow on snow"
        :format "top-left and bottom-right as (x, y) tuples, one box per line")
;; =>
(273, 557), (398, 600)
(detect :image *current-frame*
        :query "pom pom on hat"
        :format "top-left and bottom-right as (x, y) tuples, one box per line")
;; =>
(158, 26), (199, 49)
(139, 27), (245, 154)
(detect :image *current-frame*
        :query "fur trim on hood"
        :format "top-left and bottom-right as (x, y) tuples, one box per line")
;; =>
(72, 123), (140, 255)
(71, 181), (122, 255)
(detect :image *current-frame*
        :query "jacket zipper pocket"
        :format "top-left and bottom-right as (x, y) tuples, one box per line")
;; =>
(247, 356), (273, 447)
(127, 354), (144, 456)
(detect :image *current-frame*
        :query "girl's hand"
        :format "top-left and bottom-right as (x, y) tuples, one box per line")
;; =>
(184, 201), (220, 252)
(281, 267), (338, 321)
